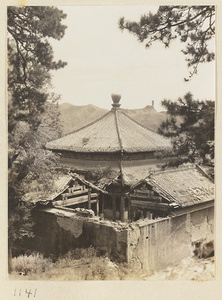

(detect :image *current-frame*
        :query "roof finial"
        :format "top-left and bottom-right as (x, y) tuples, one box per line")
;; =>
(111, 93), (121, 109)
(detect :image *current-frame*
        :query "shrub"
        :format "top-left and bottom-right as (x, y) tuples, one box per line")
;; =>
(53, 247), (119, 280)
(10, 247), (145, 280)
(11, 252), (53, 275)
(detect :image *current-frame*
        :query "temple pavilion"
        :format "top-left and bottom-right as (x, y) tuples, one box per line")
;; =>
(45, 94), (175, 222)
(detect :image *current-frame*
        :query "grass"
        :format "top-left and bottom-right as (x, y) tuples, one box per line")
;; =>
(11, 252), (53, 276)
(9, 247), (214, 281)
(10, 247), (130, 280)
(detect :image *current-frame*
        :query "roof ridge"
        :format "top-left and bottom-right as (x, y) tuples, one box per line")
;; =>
(114, 110), (124, 152)
(120, 110), (159, 134)
(72, 173), (108, 194)
(195, 164), (214, 182)
(52, 110), (112, 139)
(114, 110), (124, 184)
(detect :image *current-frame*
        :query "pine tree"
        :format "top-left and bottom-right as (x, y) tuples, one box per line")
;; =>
(8, 6), (67, 268)
(158, 92), (214, 168)
(119, 6), (215, 79)
(8, 6), (67, 133)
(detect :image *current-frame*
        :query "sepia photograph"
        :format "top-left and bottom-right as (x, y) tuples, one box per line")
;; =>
(6, 2), (218, 290)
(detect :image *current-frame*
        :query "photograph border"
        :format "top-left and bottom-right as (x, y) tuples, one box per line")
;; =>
(1, 0), (222, 299)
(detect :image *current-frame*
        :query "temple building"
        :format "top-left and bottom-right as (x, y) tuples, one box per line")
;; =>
(46, 94), (174, 221)
(29, 94), (214, 265)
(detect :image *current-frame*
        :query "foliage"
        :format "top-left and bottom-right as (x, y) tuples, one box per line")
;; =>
(11, 252), (53, 276)
(8, 97), (64, 244)
(9, 248), (214, 281)
(119, 6), (215, 79)
(8, 6), (67, 249)
(158, 92), (214, 166)
(8, 6), (67, 131)
(84, 166), (113, 183)
(54, 247), (117, 280)
(10, 247), (145, 280)
(8, 204), (35, 244)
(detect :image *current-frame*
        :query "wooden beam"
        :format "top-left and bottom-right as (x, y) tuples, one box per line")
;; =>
(134, 189), (154, 196)
(63, 199), (98, 207)
(71, 184), (85, 191)
(88, 188), (92, 209)
(131, 199), (169, 212)
(61, 189), (89, 199)
(55, 193), (98, 207)
(130, 193), (162, 202)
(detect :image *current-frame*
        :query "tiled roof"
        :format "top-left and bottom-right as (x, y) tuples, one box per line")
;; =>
(26, 174), (107, 204)
(22, 175), (73, 204)
(121, 159), (166, 186)
(142, 165), (214, 207)
(46, 108), (172, 153)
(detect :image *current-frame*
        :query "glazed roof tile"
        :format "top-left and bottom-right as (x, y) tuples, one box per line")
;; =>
(46, 108), (172, 153)
(143, 165), (214, 207)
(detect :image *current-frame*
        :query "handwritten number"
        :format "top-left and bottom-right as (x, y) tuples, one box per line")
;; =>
(14, 288), (37, 297)
(25, 289), (32, 298)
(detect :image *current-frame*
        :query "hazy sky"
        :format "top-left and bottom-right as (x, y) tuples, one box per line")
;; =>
(50, 6), (215, 112)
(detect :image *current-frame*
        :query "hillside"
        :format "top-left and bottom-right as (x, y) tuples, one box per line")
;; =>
(59, 103), (167, 135)
(59, 103), (108, 134)
(122, 105), (167, 131)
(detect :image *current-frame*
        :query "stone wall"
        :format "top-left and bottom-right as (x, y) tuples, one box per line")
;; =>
(30, 208), (128, 260)
(30, 204), (214, 271)
(126, 205), (214, 272)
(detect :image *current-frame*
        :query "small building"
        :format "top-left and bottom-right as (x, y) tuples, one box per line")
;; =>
(129, 164), (214, 221)
(33, 173), (108, 217)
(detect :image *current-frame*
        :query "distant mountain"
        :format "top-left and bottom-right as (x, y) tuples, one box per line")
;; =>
(59, 103), (108, 134)
(59, 103), (167, 135)
(122, 105), (166, 131)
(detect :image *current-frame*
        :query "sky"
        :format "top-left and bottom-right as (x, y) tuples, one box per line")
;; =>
(50, 6), (215, 112)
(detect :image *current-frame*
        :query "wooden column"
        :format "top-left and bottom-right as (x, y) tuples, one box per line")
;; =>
(96, 198), (99, 216)
(146, 211), (152, 220)
(88, 188), (91, 209)
(112, 195), (116, 222)
(128, 196), (131, 221)
(120, 195), (125, 222)
(101, 194), (104, 217)
(131, 206), (135, 222)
